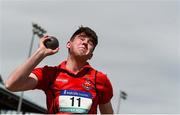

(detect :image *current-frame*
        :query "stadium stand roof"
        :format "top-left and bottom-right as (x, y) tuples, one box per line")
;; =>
(0, 75), (47, 114)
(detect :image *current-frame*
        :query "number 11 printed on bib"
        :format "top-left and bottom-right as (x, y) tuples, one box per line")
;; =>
(59, 90), (93, 113)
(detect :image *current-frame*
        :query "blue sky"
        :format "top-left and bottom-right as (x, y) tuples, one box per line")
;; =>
(0, 0), (179, 113)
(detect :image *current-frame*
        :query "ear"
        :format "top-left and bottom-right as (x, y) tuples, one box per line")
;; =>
(88, 53), (93, 60)
(66, 41), (71, 48)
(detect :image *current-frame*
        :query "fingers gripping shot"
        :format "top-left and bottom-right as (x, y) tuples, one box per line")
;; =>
(5, 26), (114, 114)
(44, 36), (59, 50)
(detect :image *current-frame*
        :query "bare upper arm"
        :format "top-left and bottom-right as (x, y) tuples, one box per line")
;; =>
(9, 73), (38, 92)
(99, 101), (114, 114)
(22, 73), (38, 90)
(5, 73), (39, 92)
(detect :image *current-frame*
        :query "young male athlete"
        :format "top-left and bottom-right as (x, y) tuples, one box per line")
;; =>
(5, 26), (114, 114)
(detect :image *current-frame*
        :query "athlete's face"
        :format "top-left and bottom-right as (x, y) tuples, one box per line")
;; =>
(67, 33), (95, 60)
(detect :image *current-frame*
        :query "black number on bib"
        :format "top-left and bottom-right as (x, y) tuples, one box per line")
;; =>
(70, 97), (81, 107)
(77, 97), (81, 107)
(70, 97), (74, 106)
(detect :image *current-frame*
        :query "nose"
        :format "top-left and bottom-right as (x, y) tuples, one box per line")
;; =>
(82, 39), (88, 47)
(81, 38), (88, 44)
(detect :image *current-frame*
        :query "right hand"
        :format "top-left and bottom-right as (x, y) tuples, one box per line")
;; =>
(38, 35), (60, 57)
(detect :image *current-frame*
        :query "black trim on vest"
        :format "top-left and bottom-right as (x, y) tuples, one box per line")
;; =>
(94, 70), (98, 94)
(47, 66), (61, 113)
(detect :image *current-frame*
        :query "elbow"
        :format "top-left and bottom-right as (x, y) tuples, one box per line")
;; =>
(5, 80), (16, 92)
(5, 81), (11, 90)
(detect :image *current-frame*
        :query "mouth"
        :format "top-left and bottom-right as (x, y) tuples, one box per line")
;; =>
(78, 47), (88, 54)
(79, 47), (86, 51)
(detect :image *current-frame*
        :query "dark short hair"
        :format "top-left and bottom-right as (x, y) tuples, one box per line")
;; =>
(70, 26), (98, 47)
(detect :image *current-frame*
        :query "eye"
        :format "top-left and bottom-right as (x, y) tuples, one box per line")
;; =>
(79, 37), (84, 41)
(88, 40), (94, 46)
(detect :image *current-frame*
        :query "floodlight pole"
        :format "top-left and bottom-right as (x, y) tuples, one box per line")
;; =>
(17, 23), (46, 114)
(116, 90), (127, 114)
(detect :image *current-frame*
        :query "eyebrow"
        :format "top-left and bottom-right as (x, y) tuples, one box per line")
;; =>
(77, 33), (95, 45)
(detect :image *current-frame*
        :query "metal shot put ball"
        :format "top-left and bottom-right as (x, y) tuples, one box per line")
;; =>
(44, 36), (59, 50)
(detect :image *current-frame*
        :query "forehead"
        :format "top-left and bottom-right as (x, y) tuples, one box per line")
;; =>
(77, 32), (88, 37)
(76, 32), (93, 40)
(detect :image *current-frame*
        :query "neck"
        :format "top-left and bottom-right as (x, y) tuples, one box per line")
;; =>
(66, 55), (87, 73)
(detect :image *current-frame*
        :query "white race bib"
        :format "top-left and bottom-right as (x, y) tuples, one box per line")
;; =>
(59, 90), (92, 113)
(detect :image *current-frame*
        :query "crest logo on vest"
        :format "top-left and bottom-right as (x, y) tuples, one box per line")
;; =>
(82, 77), (93, 91)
